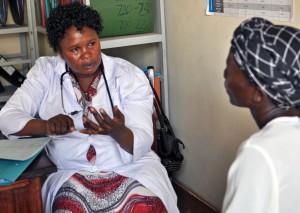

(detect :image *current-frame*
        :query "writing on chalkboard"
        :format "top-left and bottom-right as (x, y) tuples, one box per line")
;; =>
(90, 0), (154, 37)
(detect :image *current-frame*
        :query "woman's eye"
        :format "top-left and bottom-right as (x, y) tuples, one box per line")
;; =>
(71, 47), (79, 54)
(88, 41), (96, 47)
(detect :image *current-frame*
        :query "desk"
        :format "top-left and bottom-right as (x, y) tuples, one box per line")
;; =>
(0, 150), (57, 212)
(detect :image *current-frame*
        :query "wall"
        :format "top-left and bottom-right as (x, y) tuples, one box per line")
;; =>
(164, 0), (300, 210)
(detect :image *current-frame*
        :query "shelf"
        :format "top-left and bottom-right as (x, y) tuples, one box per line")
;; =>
(0, 59), (32, 66)
(37, 26), (163, 49)
(101, 33), (164, 49)
(0, 25), (29, 35)
(0, 85), (18, 103)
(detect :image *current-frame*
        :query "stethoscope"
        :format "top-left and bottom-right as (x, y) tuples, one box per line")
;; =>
(60, 63), (114, 115)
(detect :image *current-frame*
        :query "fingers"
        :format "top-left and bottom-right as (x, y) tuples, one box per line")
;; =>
(82, 115), (105, 134)
(89, 107), (112, 129)
(80, 128), (99, 135)
(80, 106), (125, 136)
(88, 107), (103, 124)
(81, 106), (116, 135)
(100, 108), (114, 126)
(46, 114), (74, 135)
(113, 105), (122, 118)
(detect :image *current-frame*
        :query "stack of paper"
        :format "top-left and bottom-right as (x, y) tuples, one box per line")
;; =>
(0, 137), (51, 186)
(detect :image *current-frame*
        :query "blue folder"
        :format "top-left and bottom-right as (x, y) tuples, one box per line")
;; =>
(0, 137), (51, 186)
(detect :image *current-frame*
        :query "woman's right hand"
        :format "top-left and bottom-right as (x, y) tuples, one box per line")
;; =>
(45, 114), (74, 135)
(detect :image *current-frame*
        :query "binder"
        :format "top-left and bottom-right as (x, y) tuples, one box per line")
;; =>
(0, 137), (51, 186)
(50, 0), (55, 8)
(154, 73), (161, 100)
(0, 0), (8, 26)
(40, 0), (46, 27)
(35, 0), (42, 25)
(44, 0), (50, 19)
(0, 55), (26, 87)
(9, 0), (25, 25)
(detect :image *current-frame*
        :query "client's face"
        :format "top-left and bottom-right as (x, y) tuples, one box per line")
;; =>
(59, 26), (101, 78)
(223, 51), (255, 107)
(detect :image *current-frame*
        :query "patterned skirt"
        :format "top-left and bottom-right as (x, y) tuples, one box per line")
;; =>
(52, 171), (167, 213)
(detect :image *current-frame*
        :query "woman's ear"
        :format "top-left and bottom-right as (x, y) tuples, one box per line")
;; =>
(251, 87), (264, 104)
(59, 51), (64, 59)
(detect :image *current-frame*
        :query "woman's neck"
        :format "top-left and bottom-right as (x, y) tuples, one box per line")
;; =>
(70, 68), (100, 93)
(251, 105), (300, 129)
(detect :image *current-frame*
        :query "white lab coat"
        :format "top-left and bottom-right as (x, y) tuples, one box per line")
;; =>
(0, 53), (179, 213)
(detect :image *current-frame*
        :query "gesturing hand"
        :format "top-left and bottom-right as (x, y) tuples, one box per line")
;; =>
(80, 106), (125, 136)
(80, 106), (134, 153)
(46, 114), (75, 135)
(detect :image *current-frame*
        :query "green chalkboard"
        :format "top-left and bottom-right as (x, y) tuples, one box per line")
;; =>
(90, 0), (154, 37)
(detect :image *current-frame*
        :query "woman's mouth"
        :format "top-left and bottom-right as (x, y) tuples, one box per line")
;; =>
(83, 63), (95, 69)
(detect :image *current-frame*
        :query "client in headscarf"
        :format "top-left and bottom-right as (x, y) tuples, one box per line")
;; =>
(222, 17), (300, 213)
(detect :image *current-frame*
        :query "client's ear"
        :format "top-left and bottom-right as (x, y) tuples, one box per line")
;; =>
(251, 87), (264, 104)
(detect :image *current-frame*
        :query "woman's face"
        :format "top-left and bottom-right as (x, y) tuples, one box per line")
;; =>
(224, 51), (256, 107)
(59, 26), (101, 78)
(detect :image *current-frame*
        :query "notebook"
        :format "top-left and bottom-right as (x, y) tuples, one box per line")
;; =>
(0, 137), (51, 186)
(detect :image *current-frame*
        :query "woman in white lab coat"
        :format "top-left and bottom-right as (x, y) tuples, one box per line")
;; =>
(0, 3), (178, 213)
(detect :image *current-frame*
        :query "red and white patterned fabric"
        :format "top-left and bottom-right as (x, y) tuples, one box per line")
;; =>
(53, 171), (167, 213)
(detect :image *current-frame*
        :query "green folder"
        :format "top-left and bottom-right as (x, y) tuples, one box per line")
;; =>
(0, 137), (51, 186)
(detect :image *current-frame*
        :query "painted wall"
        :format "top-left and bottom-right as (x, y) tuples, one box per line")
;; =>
(164, 0), (300, 210)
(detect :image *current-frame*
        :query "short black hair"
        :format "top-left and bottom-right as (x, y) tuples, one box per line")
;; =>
(46, 2), (103, 53)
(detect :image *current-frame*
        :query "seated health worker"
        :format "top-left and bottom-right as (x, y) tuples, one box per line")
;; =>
(0, 3), (179, 213)
(222, 17), (300, 213)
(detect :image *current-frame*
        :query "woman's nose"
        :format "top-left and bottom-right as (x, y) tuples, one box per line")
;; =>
(81, 48), (91, 59)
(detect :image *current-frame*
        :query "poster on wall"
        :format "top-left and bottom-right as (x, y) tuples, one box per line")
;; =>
(206, 0), (293, 22)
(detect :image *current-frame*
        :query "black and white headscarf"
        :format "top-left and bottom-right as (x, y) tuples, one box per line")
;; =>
(231, 17), (300, 110)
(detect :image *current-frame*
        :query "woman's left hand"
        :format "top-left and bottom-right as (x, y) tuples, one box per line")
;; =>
(80, 106), (134, 153)
(80, 106), (124, 135)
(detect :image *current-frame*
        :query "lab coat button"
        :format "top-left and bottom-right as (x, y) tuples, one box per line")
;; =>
(88, 137), (92, 142)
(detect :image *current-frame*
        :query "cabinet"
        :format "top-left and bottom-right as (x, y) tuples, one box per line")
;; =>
(0, 0), (37, 104)
(31, 0), (170, 116)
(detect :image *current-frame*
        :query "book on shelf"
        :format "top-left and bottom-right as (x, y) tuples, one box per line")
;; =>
(0, 137), (51, 186)
(35, 0), (83, 27)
